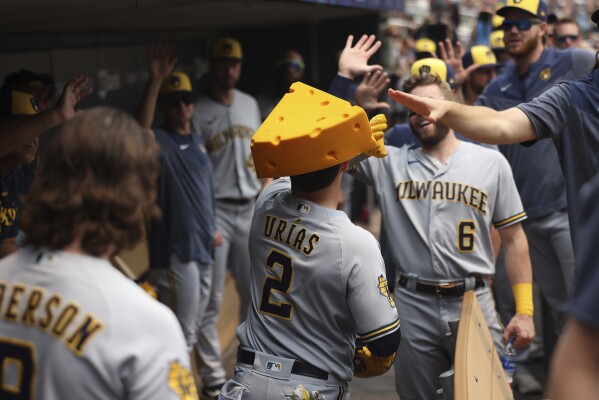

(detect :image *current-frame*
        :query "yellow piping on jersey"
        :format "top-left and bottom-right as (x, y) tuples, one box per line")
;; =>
(494, 212), (527, 228)
(357, 318), (400, 341)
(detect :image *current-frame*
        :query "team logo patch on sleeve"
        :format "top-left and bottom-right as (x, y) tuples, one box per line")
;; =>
(168, 361), (199, 399)
(378, 275), (396, 308)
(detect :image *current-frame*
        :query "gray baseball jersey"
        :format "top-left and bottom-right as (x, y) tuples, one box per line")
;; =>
(236, 178), (400, 383)
(355, 141), (526, 279)
(0, 248), (196, 400)
(192, 89), (262, 200)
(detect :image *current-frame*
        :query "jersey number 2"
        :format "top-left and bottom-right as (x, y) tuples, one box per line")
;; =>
(259, 249), (294, 320)
(0, 338), (35, 400)
(457, 221), (476, 252)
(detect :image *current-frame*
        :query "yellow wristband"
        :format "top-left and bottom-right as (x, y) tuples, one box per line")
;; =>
(512, 283), (534, 317)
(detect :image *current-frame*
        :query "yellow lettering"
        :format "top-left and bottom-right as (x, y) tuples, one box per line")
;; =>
(4, 285), (25, 322)
(273, 220), (287, 242)
(39, 295), (60, 329)
(66, 314), (105, 356)
(293, 228), (306, 251)
(302, 234), (320, 256)
(51, 304), (79, 338)
(21, 289), (43, 326)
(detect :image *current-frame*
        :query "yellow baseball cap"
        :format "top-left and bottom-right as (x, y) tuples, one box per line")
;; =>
(11, 91), (40, 115)
(497, 0), (549, 21)
(210, 37), (243, 61)
(492, 15), (505, 29)
(415, 38), (437, 54)
(462, 46), (499, 69)
(410, 58), (456, 89)
(159, 72), (192, 97)
(489, 30), (505, 50)
(251, 82), (377, 178)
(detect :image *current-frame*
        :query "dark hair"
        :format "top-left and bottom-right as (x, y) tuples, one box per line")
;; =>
(555, 17), (580, 31)
(290, 164), (341, 192)
(402, 73), (453, 100)
(24, 107), (161, 257)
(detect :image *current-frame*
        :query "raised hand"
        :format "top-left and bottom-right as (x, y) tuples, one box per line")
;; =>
(56, 75), (92, 123)
(338, 34), (383, 80)
(438, 39), (479, 87)
(387, 88), (446, 124)
(355, 70), (391, 113)
(149, 42), (177, 82)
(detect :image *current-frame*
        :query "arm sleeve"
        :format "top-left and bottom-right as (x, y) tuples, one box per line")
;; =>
(328, 75), (356, 101)
(345, 229), (400, 344)
(492, 154), (527, 229)
(517, 83), (571, 142)
(571, 49), (596, 78)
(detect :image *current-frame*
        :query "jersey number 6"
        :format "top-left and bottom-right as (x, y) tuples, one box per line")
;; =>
(0, 338), (35, 400)
(457, 220), (476, 253)
(259, 249), (294, 320)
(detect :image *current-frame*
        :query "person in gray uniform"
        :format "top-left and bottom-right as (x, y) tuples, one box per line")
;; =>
(219, 82), (400, 400)
(352, 73), (535, 399)
(0, 107), (197, 400)
(135, 43), (218, 357)
(192, 36), (268, 399)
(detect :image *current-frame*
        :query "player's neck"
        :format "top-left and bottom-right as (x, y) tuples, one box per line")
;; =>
(291, 176), (343, 210)
(61, 241), (115, 260)
(514, 44), (544, 75)
(421, 131), (460, 164)
(210, 85), (235, 106)
(164, 120), (192, 135)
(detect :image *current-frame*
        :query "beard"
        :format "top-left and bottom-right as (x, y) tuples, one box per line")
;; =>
(409, 118), (451, 147)
(506, 31), (540, 59)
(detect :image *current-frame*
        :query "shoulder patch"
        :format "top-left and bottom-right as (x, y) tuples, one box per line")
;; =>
(168, 361), (198, 399)
(378, 275), (396, 308)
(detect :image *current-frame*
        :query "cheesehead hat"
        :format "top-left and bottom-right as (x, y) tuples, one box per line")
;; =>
(497, 0), (549, 21)
(11, 91), (40, 115)
(251, 82), (378, 178)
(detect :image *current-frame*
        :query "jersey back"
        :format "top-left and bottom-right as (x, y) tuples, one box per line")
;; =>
(238, 178), (399, 382)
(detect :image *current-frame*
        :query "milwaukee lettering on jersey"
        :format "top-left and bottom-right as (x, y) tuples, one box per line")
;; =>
(205, 125), (255, 153)
(262, 215), (320, 256)
(0, 281), (104, 356)
(395, 180), (488, 215)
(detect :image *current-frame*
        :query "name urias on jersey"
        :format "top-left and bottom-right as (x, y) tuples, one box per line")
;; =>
(396, 179), (488, 214)
(263, 215), (320, 256)
(0, 281), (104, 356)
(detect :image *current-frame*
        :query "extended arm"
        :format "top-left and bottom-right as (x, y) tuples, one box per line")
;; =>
(499, 223), (535, 349)
(135, 42), (177, 129)
(0, 75), (91, 157)
(387, 89), (536, 144)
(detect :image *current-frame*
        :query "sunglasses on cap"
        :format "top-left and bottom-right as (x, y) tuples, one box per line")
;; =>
(556, 34), (579, 43)
(163, 93), (195, 108)
(501, 20), (541, 31)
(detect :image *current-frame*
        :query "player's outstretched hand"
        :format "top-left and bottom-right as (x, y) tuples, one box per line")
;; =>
(355, 70), (391, 113)
(56, 75), (92, 123)
(149, 42), (177, 82)
(387, 88), (449, 124)
(338, 34), (383, 80)
(503, 314), (535, 349)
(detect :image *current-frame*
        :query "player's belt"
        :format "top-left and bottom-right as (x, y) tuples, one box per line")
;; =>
(398, 275), (485, 298)
(237, 348), (329, 380)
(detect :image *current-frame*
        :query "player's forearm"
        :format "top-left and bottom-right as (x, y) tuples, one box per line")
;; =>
(135, 79), (161, 129)
(501, 224), (532, 285)
(442, 103), (534, 145)
(548, 319), (599, 400)
(0, 110), (63, 157)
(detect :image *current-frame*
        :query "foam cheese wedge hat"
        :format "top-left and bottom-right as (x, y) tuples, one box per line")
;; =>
(251, 81), (376, 178)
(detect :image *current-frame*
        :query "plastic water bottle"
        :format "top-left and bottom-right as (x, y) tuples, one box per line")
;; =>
(500, 337), (517, 388)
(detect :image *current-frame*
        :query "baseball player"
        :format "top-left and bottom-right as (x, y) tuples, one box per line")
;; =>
(191, 37), (266, 398)
(352, 73), (535, 399)
(0, 107), (197, 399)
(219, 82), (400, 400)
(135, 43), (217, 356)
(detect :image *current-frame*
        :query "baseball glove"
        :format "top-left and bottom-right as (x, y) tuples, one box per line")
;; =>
(364, 114), (388, 158)
(353, 345), (396, 378)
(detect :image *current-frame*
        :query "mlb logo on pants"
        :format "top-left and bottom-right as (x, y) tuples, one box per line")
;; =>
(266, 361), (282, 373)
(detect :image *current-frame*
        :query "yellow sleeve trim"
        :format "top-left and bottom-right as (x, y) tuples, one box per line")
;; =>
(358, 318), (400, 341)
(512, 283), (534, 317)
(494, 212), (527, 228)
